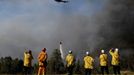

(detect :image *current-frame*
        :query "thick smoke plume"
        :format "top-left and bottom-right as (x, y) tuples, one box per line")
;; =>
(0, 0), (133, 61)
(98, 0), (134, 50)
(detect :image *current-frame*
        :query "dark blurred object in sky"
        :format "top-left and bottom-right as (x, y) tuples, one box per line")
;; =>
(55, 0), (68, 3)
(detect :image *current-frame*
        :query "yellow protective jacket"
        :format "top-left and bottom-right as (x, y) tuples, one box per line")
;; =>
(38, 51), (47, 66)
(66, 54), (75, 67)
(24, 52), (33, 67)
(84, 55), (94, 69)
(109, 49), (120, 65)
(99, 53), (108, 66)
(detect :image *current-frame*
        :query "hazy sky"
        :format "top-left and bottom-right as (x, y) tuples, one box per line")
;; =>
(0, 0), (110, 59)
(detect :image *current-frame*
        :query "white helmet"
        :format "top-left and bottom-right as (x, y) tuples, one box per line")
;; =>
(86, 51), (89, 55)
(69, 50), (72, 53)
(101, 50), (105, 53)
(115, 48), (119, 52)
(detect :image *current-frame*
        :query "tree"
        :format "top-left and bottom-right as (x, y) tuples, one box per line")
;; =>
(48, 49), (65, 74)
(2, 56), (12, 73)
(0, 57), (23, 74)
(74, 59), (82, 74)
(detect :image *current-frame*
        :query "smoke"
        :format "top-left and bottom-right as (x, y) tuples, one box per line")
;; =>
(0, 0), (133, 61)
(98, 0), (134, 49)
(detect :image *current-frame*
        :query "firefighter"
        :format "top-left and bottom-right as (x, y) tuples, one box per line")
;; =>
(38, 48), (48, 75)
(23, 50), (33, 75)
(83, 51), (94, 75)
(109, 48), (120, 75)
(65, 50), (75, 75)
(99, 50), (109, 75)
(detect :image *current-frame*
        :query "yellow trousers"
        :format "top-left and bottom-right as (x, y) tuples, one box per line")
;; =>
(38, 66), (46, 75)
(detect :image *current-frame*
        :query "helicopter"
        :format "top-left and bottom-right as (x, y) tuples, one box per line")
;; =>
(55, 0), (68, 3)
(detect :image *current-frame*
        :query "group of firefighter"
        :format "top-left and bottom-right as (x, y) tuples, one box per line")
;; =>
(23, 48), (120, 75)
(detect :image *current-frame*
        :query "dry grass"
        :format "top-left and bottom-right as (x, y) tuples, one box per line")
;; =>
(1, 71), (134, 75)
